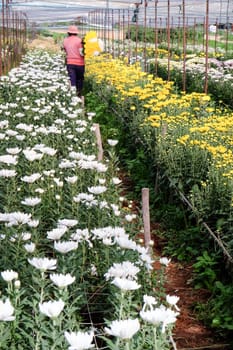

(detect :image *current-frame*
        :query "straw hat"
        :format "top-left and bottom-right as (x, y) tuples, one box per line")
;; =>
(67, 25), (78, 34)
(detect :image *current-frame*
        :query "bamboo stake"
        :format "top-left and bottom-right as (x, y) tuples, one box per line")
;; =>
(142, 188), (151, 248)
(93, 123), (103, 162)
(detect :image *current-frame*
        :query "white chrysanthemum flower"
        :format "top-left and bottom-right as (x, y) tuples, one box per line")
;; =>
(50, 273), (75, 288)
(166, 295), (180, 311)
(57, 219), (78, 228)
(105, 318), (140, 339)
(14, 280), (21, 289)
(35, 188), (45, 194)
(69, 151), (89, 160)
(0, 169), (16, 178)
(28, 257), (57, 271)
(1, 270), (18, 282)
(21, 197), (41, 207)
(105, 261), (140, 281)
(0, 211), (32, 226)
(65, 175), (78, 184)
(71, 228), (92, 247)
(54, 241), (78, 254)
(115, 235), (137, 250)
(98, 178), (106, 185)
(73, 193), (95, 203)
(90, 265), (97, 276)
(91, 226), (125, 241)
(125, 214), (137, 222)
(16, 123), (33, 132)
(43, 169), (55, 177)
(21, 232), (31, 241)
(98, 200), (109, 209)
(46, 227), (68, 240)
(0, 298), (15, 321)
(95, 162), (108, 172)
(6, 147), (21, 155)
(111, 277), (141, 291)
(0, 154), (18, 165)
(41, 146), (57, 156)
(24, 242), (36, 253)
(21, 173), (41, 183)
(112, 177), (121, 185)
(138, 249), (154, 270)
(77, 159), (107, 172)
(107, 139), (118, 147)
(159, 257), (171, 267)
(104, 260), (140, 280)
(28, 219), (40, 228)
(39, 299), (64, 319)
(75, 127), (86, 133)
(53, 178), (63, 187)
(59, 159), (76, 169)
(0, 120), (8, 129)
(16, 135), (25, 141)
(64, 330), (95, 350)
(103, 237), (114, 246)
(23, 149), (43, 162)
(142, 295), (158, 311)
(87, 112), (96, 118)
(87, 186), (107, 195)
(140, 305), (179, 333)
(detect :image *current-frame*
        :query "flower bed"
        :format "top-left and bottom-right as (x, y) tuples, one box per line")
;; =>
(85, 54), (233, 260)
(0, 50), (178, 349)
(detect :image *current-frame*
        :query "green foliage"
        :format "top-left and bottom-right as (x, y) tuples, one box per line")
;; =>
(192, 252), (233, 334)
(37, 29), (53, 38)
(157, 205), (211, 261)
(84, 89), (120, 143)
(192, 251), (220, 290)
(126, 25), (156, 43)
(53, 32), (66, 44)
(196, 280), (233, 334)
(126, 25), (205, 45)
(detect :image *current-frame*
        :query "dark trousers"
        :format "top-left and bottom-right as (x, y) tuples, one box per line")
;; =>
(66, 64), (85, 96)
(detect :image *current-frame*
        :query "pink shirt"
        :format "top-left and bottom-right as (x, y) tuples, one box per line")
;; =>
(63, 36), (85, 66)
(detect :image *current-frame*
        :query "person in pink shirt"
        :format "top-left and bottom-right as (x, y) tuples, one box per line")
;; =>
(63, 25), (85, 97)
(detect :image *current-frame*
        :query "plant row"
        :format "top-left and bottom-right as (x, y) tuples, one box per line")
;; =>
(84, 53), (233, 333)
(0, 49), (179, 349)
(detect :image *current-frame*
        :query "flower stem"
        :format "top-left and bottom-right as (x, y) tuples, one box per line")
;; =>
(153, 326), (158, 350)
(125, 340), (131, 350)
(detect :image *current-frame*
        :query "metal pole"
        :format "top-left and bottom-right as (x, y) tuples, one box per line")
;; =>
(204, 0), (209, 94)
(143, 0), (148, 71)
(167, 0), (170, 81)
(182, 0), (186, 92)
(154, 0), (158, 75)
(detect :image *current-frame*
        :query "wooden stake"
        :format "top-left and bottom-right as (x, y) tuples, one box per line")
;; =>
(93, 123), (103, 161)
(142, 188), (151, 248)
(81, 96), (85, 107)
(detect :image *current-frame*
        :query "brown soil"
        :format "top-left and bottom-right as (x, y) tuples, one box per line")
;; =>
(165, 261), (217, 349)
